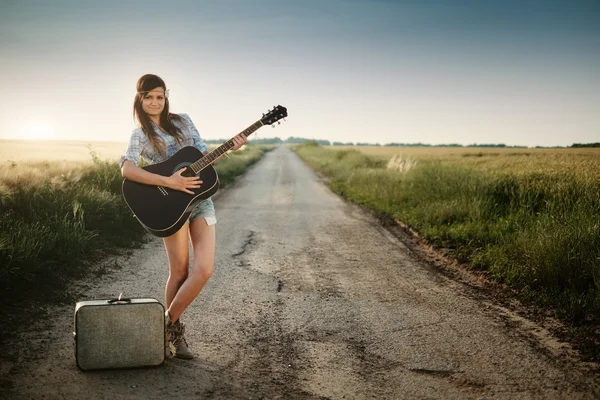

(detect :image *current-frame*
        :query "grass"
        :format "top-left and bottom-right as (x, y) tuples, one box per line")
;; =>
(0, 144), (273, 307)
(293, 142), (600, 358)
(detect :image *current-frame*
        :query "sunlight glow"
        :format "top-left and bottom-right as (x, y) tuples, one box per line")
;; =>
(22, 121), (54, 140)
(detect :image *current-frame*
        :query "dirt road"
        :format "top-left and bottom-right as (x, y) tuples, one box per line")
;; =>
(1, 146), (598, 399)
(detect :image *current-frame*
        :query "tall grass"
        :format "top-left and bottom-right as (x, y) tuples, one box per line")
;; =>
(0, 145), (272, 303)
(294, 143), (600, 327)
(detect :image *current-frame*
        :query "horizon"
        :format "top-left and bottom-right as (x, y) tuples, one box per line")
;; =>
(1, 137), (597, 149)
(1, 0), (598, 149)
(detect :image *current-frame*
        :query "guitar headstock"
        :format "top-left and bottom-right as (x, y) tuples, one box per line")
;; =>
(261, 105), (288, 126)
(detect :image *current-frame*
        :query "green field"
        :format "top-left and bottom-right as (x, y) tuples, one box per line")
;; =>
(293, 143), (600, 343)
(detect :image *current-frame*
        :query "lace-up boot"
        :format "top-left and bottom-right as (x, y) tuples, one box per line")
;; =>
(166, 319), (194, 359)
(165, 311), (175, 358)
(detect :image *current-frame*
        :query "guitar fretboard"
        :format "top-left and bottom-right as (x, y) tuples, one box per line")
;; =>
(188, 120), (264, 174)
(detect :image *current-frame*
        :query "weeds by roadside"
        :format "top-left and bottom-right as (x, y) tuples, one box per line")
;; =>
(293, 142), (600, 361)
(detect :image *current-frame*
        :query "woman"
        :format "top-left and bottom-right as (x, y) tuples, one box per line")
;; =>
(120, 74), (247, 359)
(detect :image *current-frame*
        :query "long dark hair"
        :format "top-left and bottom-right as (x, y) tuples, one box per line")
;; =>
(133, 74), (184, 155)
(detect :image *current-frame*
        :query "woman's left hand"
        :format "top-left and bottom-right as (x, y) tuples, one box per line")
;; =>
(231, 134), (247, 151)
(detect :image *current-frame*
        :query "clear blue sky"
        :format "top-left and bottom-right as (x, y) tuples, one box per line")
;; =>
(1, 0), (598, 147)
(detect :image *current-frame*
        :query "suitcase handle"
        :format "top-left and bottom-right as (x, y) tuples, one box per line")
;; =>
(107, 297), (132, 304)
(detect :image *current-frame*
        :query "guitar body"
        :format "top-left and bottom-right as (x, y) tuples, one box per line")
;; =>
(122, 146), (220, 237)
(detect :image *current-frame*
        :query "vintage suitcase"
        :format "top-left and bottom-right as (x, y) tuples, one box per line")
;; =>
(74, 296), (165, 371)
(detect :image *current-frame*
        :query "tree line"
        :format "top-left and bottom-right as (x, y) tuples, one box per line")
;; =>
(203, 137), (600, 148)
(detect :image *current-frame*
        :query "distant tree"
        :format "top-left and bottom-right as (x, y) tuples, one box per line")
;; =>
(467, 143), (507, 148)
(285, 136), (310, 144)
(332, 141), (354, 146)
(299, 140), (320, 147)
(384, 142), (433, 147)
(249, 137), (283, 144)
(571, 142), (600, 148)
(283, 137), (330, 145)
(464, 143), (528, 148)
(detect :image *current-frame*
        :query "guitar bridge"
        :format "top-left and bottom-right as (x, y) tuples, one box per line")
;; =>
(157, 186), (169, 196)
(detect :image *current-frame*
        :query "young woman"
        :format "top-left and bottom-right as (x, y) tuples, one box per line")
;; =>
(120, 74), (247, 359)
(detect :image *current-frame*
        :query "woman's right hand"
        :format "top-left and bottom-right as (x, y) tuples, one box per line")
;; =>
(166, 168), (202, 195)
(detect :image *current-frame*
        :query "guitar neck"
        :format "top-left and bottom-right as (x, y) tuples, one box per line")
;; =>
(190, 120), (264, 172)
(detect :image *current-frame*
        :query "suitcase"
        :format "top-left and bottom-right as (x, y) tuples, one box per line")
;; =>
(73, 296), (165, 371)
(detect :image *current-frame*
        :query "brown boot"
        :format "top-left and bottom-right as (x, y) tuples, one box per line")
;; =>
(166, 319), (194, 359)
(165, 311), (175, 358)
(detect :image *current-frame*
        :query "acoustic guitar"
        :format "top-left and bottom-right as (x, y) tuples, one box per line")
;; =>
(122, 105), (287, 237)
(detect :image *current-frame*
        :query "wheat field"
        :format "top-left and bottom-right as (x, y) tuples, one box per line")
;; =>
(0, 140), (129, 163)
(331, 145), (600, 179)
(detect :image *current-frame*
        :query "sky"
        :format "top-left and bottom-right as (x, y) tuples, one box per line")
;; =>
(0, 0), (598, 147)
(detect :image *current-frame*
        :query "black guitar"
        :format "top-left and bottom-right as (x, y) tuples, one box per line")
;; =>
(122, 105), (288, 237)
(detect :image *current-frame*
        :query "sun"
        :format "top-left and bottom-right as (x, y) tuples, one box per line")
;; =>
(23, 121), (54, 140)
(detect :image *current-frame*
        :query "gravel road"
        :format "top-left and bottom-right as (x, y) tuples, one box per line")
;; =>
(1, 146), (598, 399)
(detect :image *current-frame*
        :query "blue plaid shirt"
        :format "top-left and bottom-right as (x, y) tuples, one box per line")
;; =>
(119, 113), (209, 168)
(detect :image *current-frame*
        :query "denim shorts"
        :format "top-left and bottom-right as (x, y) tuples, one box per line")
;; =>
(188, 198), (217, 226)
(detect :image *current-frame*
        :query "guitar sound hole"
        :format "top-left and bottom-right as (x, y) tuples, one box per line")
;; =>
(174, 163), (196, 178)
(182, 167), (196, 178)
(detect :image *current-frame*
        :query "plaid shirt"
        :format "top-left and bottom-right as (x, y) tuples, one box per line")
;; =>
(119, 113), (209, 167)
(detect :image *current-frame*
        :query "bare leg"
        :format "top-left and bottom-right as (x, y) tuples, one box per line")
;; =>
(166, 218), (215, 322)
(163, 224), (191, 314)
